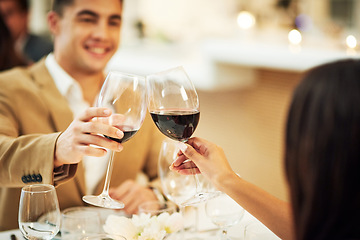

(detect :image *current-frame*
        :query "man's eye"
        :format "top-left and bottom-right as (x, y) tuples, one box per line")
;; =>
(80, 18), (96, 23)
(109, 20), (121, 27)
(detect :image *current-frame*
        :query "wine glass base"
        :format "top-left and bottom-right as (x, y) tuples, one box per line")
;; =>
(182, 191), (221, 206)
(82, 195), (125, 209)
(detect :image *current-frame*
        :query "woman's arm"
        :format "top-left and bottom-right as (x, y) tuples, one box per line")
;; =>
(171, 137), (294, 240)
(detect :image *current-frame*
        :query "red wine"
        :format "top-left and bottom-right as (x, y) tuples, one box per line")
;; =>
(150, 110), (200, 141)
(105, 130), (138, 143)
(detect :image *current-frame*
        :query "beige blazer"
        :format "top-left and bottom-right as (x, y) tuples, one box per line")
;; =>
(0, 60), (164, 230)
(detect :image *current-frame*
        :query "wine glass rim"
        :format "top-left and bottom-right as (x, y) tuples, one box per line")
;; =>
(61, 207), (100, 218)
(147, 66), (185, 76)
(107, 70), (145, 80)
(21, 184), (55, 193)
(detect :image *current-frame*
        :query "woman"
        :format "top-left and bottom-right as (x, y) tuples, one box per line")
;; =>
(171, 59), (360, 240)
(0, 14), (27, 71)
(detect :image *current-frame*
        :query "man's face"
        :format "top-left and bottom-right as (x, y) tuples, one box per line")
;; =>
(0, 0), (28, 40)
(50, 0), (122, 75)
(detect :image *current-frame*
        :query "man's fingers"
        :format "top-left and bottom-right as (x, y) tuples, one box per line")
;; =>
(78, 107), (112, 122)
(82, 121), (124, 140)
(77, 134), (123, 152)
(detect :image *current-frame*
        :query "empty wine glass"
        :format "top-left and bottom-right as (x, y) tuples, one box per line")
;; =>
(18, 184), (61, 240)
(82, 71), (147, 209)
(138, 200), (177, 216)
(61, 207), (101, 240)
(147, 66), (217, 205)
(158, 139), (199, 206)
(205, 192), (245, 240)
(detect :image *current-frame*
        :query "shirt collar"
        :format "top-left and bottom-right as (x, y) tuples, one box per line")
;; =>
(45, 53), (78, 97)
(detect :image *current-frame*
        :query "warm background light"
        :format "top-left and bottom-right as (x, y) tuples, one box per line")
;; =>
(237, 11), (256, 30)
(346, 35), (357, 49)
(288, 29), (302, 45)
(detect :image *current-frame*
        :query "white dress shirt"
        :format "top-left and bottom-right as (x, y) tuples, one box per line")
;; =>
(45, 54), (109, 194)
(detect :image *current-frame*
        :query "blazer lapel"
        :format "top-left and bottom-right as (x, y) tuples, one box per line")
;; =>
(29, 60), (73, 132)
(29, 60), (87, 194)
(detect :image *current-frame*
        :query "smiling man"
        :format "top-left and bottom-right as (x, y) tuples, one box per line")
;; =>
(0, 0), (164, 230)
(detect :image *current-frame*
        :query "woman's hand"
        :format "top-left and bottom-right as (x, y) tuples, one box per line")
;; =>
(170, 137), (235, 189)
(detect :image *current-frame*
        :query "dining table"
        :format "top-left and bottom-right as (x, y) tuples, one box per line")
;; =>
(0, 203), (281, 240)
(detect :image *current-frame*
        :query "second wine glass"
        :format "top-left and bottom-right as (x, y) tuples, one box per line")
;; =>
(147, 66), (216, 206)
(82, 71), (147, 209)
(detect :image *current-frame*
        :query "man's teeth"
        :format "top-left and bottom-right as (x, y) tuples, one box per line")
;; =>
(90, 47), (106, 54)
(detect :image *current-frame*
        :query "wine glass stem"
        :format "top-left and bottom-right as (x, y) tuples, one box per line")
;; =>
(100, 150), (115, 196)
(183, 140), (202, 194)
(221, 228), (228, 240)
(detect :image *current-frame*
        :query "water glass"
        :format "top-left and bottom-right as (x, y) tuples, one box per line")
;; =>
(61, 207), (101, 240)
(18, 184), (61, 240)
(138, 200), (177, 216)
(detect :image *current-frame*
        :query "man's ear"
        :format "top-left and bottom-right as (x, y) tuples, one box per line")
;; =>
(47, 11), (60, 35)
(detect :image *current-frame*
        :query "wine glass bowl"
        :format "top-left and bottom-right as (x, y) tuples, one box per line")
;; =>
(61, 207), (101, 240)
(158, 139), (199, 206)
(138, 200), (178, 216)
(18, 184), (61, 240)
(146, 66), (200, 142)
(82, 71), (147, 209)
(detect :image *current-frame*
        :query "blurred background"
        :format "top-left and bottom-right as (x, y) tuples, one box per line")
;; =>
(29, 0), (359, 201)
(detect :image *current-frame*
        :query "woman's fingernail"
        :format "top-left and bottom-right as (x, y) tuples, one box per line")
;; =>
(104, 109), (111, 115)
(116, 130), (123, 138)
(177, 142), (187, 152)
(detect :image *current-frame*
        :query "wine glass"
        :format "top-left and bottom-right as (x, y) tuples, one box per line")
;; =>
(18, 184), (61, 240)
(82, 71), (147, 209)
(158, 139), (200, 206)
(205, 192), (245, 240)
(147, 66), (216, 205)
(138, 200), (177, 216)
(61, 207), (101, 240)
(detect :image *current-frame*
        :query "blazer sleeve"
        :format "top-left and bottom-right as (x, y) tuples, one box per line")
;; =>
(0, 68), (76, 188)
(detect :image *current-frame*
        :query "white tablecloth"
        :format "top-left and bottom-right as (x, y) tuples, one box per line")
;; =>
(0, 204), (281, 240)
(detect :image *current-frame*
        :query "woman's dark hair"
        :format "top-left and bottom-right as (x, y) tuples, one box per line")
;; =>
(0, 14), (27, 71)
(285, 59), (360, 240)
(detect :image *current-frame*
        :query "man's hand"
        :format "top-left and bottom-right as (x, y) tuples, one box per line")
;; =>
(54, 107), (124, 167)
(109, 180), (158, 215)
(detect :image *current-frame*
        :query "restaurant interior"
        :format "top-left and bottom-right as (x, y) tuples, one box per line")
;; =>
(27, 0), (359, 202)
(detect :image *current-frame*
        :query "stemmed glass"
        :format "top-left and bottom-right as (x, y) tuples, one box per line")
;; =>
(147, 66), (216, 205)
(18, 184), (61, 240)
(82, 71), (147, 209)
(158, 139), (200, 206)
(205, 192), (245, 240)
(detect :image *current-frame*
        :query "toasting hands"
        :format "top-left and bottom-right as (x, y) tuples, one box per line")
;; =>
(54, 107), (124, 167)
(170, 137), (235, 190)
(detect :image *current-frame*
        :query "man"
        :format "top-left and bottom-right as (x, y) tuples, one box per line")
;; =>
(0, 0), (164, 230)
(0, 0), (53, 62)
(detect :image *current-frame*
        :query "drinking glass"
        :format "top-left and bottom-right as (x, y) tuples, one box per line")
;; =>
(83, 71), (147, 209)
(18, 184), (61, 240)
(61, 207), (101, 240)
(158, 139), (210, 240)
(158, 139), (200, 206)
(205, 192), (245, 240)
(138, 200), (177, 216)
(147, 66), (217, 205)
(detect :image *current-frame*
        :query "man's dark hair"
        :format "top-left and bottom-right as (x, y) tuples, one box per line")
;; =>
(52, 0), (123, 16)
(52, 0), (74, 16)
